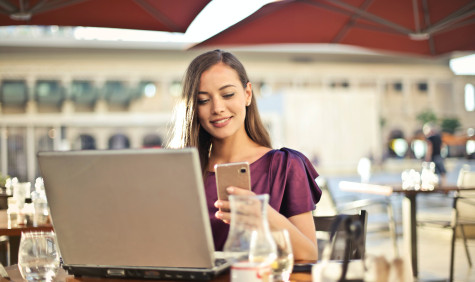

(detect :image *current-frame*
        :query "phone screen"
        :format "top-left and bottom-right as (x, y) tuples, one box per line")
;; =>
(215, 162), (251, 203)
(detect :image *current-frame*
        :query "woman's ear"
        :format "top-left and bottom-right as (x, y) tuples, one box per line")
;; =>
(245, 82), (253, 106)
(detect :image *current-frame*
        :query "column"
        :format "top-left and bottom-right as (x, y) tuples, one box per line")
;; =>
(94, 77), (108, 113)
(61, 76), (75, 114)
(0, 127), (7, 175)
(25, 76), (37, 114)
(402, 78), (412, 117)
(95, 129), (108, 150)
(26, 125), (36, 183)
(53, 125), (62, 151)
(374, 78), (385, 162)
(129, 127), (143, 149)
(427, 79), (436, 113)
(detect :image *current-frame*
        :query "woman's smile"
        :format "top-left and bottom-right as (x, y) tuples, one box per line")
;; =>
(210, 116), (233, 128)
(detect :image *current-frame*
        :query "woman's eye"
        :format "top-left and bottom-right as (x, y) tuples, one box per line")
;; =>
(223, 93), (235, 98)
(197, 99), (209, 105)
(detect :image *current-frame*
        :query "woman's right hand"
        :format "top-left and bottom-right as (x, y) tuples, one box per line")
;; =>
(214, 186), (258, 224)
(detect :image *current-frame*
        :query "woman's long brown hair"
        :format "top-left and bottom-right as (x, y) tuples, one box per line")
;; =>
(167, 50), (271, 174)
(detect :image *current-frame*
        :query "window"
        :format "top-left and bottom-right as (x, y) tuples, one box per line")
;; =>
(71, 80), (96, 105)
(108, 134), (130, 149)
(35, 128), (55, 178)
(467, 140), (475, 158)
(74, 134), (96, 150)
(390, 138), (408, 158)
(137, 81), (157, 98)
(411, 140), (427, 159)
(417, 82), (428, 92)
(143, 134), (163, 148)
(104, 81), (130, 106)
(465, 83), (474, 112)
(35, 80), (64, 105)
(7, 130), (28, 181)
(169, 81), (182, 97)
(0, 80), (28, 106)
(393, 82), (403, 92)
(387, 129), (407, 158)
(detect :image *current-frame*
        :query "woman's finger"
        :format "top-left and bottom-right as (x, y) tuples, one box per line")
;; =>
(215, 210), (231, 224)
(214, 200), (231, 211)
(226, 186), (255, 195)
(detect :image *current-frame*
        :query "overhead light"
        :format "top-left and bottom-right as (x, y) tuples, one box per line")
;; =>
(10, 12), (32, 21)
(409, 33), (430, 41)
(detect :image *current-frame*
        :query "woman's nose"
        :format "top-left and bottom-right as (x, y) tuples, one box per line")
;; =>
(211, 98), (225, 113)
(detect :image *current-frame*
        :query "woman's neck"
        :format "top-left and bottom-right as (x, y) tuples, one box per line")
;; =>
(208, 134), (268, 172)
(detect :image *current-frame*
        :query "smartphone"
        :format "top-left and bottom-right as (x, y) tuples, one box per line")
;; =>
(215, 162), (251, 203)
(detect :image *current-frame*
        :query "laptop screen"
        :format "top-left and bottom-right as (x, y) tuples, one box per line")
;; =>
(38, 148), (216, 269)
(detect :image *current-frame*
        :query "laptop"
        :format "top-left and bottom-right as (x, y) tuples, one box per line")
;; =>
(37, 148), (231, 280)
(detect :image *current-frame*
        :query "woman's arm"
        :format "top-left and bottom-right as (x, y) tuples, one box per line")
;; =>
(215, 187), (318, 261)
(268, 208), (318, 261)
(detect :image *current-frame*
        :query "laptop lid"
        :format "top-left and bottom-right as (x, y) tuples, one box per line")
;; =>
(37, 148), (216, 269)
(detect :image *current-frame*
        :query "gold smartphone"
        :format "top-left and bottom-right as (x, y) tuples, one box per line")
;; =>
(215, 162), (251, 204)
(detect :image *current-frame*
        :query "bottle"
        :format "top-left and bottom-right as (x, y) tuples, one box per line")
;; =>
(224, 194), (277, 265)
(31, 178), (49, 227)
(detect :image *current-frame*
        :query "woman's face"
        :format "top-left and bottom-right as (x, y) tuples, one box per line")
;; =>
(197, 62), (252, 141)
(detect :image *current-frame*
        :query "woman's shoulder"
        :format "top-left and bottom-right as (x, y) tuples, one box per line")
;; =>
(263, 147), (315, 173)
(269, 147), (311, 163)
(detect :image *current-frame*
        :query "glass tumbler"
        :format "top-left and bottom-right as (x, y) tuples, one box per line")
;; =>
(18, 231), (60, 282)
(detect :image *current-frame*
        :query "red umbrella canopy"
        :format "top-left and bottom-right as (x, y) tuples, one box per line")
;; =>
(192, 0), (475, 56)
(0, 0), (211, 33)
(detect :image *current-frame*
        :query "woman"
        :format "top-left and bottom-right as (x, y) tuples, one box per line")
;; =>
(167, 50), (321, 261)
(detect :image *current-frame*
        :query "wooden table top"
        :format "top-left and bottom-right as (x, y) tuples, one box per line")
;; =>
(0, 209), (53, 236)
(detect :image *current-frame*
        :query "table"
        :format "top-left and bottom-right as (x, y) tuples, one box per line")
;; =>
(1, 264), (313, 282)
(339, 181), (475, 278)
(0, 210), (54, 264)
(0, 210), (54, 236)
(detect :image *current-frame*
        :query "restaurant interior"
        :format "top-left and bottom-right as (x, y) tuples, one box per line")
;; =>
(0, 0), (474, 281)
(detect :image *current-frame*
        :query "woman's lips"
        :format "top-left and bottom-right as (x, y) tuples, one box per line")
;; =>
(210, 117), (232, 128)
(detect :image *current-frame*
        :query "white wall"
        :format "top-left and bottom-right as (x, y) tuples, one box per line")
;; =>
(283, 89), (380, 174)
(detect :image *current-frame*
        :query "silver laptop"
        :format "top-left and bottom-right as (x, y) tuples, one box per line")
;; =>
(37, 148), (231, 280)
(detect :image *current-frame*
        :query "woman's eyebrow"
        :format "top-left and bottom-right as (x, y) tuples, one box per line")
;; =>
(219, 84), (236, 90)
(198, 84), (236, 95)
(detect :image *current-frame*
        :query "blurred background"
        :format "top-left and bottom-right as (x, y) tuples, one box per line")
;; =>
(0, 0), (473, 183)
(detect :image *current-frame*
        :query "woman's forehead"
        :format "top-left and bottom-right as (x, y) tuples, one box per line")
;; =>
(199, 63), (241, 88)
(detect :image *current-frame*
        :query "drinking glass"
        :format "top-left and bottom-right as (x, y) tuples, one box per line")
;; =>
(270, 229), (294, 282)
(18, 231), (60, 282)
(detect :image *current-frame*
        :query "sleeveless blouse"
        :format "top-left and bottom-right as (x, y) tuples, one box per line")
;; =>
(204, 147), (322, 251)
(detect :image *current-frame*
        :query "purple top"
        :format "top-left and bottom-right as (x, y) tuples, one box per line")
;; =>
(205, 147), (322, 251)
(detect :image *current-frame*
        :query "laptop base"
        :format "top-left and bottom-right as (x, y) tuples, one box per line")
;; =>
(63, 264), (230, 281)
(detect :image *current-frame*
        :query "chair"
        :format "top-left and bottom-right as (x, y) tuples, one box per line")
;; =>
(314, 210), (368, 261)
(448, 167), (475, 282)
(316, 178), (399, 257)
(0, 235), (10, 266)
